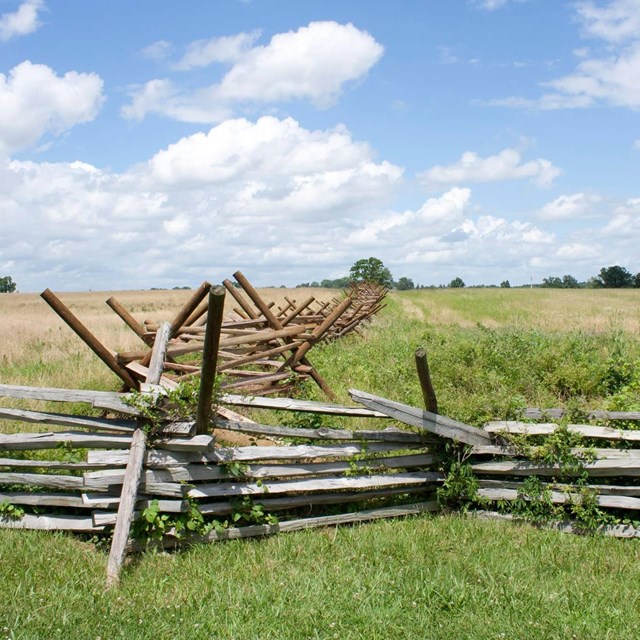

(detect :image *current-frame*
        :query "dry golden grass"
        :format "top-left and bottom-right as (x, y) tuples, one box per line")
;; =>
(400, 287), (640, 335)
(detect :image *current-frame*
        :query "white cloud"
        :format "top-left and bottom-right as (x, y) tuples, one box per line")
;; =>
(471, 0), (529, 10)
(141, 40), (173, 62)
(172, 31), (261, 70)
(122, 21), (384, 122)
(491, 1), (640, 110)
(576, 0), (640, 44)
(420, 147), (561, 188)
(0, 61), (104, 156)
(634, 138), (640, 149)
(0, 0), (44, 42)
(538, 192), (600, 220)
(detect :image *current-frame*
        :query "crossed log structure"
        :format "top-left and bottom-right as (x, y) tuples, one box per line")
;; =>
(42, 271), (387, 401)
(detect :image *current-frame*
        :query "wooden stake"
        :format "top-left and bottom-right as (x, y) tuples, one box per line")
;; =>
(196, 286), (225, 434)
(105, 427), (146, 588)
(106, 297), (152, 345)
(415, 348), (438, 414)
(41, 289), (138, 390)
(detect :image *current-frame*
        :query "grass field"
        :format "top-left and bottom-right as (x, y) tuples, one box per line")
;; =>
(1, 287), (640, 639)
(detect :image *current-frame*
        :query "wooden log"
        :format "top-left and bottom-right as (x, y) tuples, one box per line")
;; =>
(0, 407), (136, 433)
(147, 321), (172, 385)
(485, 421), (640, 442)
(106, 297), (151, 345)
(0, 513), (103, 532)
(196, 286), (225, 434)
(350, 389), (492, 446)
(106, 427), (147, 588)
(281, 296), (315, 326)
(40, 288), (138, 390)
(217, 342), (301, 372)
(415, 348), (438, 414)
(169, 281), (211, 336)
(223, 278), (259, 319)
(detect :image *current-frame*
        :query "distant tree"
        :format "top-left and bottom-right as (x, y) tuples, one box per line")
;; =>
(395, 277), (415, 291)
(0, 276), (17, 293)
(349, 257), (394, 288)
(448, 277), (465, 288)
(634, 273), (640, 288)
(597, 265), (633, 288)
(500, 280), (511, 288)
(541, 276), (563, 288)
(561, 274), (579, 288)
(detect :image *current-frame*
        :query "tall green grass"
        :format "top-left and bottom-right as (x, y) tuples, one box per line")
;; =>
(2, 288), (640, 639)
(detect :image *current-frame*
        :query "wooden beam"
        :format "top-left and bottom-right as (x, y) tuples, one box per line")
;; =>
(415, 348), (438, 414)
(41, 289), (138, 390)
(106, 297), (151, 345)
(196, 286), (225, 434)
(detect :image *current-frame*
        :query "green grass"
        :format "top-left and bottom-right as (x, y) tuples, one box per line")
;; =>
(1, 515), (640, 640)
(3, 288), (640, 638)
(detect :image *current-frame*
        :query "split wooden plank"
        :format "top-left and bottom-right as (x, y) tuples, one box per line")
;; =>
(485, 421), (640, 442)
(83, 453), (435, 488)
(0, 383), (140, 415)
(187, 471), (440, 499)
(0, 430), (133, 450)
(477, 486), (640, 511)
(218, 393), (385, 417)
(197, 486), (435, 517)
(0, 491), (111, 509)
(524, 408), (640, 421)
(0, 472), (85, 490)
(0, 513), (103, 531)
(471, 456), (640, 477)
(41, 288), (138, 390)
(0, 458), (123, 470)
(349, 389), (492, 446)
(87, 441), (418, 467)
(217, 420), (426, 443)
(105, 427), (147, 588)
(0, 407), (136, 433)
(415, 348), (438, 414)
(129, 501), (438, 550)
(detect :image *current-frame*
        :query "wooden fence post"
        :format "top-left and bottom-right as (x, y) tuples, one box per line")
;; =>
(415, 348), (438, 415)
(105, 321), (172, 588)
(196, 286), (226, 434)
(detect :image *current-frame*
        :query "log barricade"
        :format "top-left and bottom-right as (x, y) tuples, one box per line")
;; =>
(41, 272), (387, 399)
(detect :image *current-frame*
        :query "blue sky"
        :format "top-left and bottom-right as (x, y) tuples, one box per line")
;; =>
(1, 0), (639, 291)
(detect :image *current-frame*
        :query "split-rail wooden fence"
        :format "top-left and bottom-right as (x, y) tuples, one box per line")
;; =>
(2, 282), (640, 588)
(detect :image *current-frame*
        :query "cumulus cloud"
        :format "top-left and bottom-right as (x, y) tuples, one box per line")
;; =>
(0, 0), (44, 42)
(141, 40), (173, 62)
(538, 192), (600, 220)
(172, 31), (261, 70)
(122, 22), (384, 122)
(490, 0), (640, 110)
(576, 0), (640, 44)
(470, 0), (529, 10)
(0, 61), (104, 156)
(420, 147), (561, 188)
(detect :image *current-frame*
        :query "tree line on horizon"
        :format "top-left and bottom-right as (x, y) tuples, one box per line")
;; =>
(3, 263), (640, 294)
(295, 260), (640, 291)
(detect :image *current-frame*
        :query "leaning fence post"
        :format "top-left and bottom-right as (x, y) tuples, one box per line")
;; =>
(196, 286), (225, 434)
(415, 347), (438, 414)
(105, 321), (172, 588)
